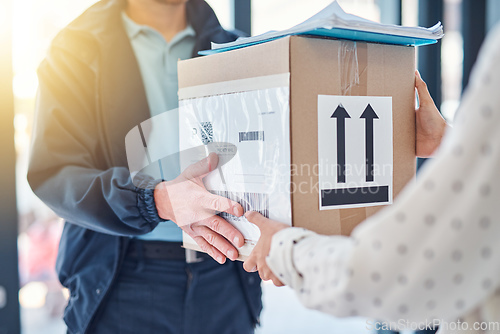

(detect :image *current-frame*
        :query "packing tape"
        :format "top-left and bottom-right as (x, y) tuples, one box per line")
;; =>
(339, 40), (369, 232)
(338, 40), (368, 96)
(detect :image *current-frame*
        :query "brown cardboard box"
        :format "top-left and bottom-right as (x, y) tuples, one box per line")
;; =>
(178, 35), (416, 258)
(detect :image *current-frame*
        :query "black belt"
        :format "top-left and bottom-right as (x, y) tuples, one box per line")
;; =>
(126, 239), (212, 262)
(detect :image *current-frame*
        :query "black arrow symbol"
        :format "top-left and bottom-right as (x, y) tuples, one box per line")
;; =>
(360, 104), (379, 182)
(331, 104), (351, 183)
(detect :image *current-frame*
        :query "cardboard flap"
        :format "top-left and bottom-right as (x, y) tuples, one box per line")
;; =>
(178, 36), (292, 90)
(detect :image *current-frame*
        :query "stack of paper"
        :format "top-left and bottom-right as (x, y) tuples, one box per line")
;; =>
(200, 1), (444, 55)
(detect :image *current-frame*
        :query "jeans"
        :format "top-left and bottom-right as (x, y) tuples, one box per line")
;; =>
(85, 253), (257, 334)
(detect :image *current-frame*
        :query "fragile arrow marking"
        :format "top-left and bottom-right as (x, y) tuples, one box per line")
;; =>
(360, 104), (379, 182)
(331, 104), (351, 183)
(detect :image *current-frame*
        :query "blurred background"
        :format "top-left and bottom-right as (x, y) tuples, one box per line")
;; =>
(1, 0), (499, 333)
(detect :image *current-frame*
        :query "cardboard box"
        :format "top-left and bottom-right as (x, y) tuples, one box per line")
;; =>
(178, 35), (416, 259)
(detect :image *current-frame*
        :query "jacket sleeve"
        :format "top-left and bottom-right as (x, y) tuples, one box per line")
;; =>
(28, 31), (163, 236)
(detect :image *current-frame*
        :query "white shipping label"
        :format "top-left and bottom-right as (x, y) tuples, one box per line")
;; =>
(179, 86), (292, 245)
(318, 95), (393, 210)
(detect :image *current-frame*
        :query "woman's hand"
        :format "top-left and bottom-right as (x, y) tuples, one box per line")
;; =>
(415, 70), (448, 157)
(243, 211), (290, 287)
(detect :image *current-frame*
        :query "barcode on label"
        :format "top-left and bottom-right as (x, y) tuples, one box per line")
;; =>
(211, 190), (269, 219)
(200, 122), (213, 145)
(239, 131), (265, 142)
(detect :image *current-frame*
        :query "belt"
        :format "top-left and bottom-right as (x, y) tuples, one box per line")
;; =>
(126, 239), (212, 263)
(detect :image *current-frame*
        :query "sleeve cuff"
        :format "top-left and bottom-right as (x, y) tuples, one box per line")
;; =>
(135, 178), (167, 226)
(266, 227), (317, 289)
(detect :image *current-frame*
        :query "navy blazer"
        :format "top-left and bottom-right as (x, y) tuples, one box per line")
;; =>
(28, 1), (262, 333)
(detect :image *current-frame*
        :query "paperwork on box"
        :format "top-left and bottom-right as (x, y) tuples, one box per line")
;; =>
(179, 79), (292, 252)
(200, 1), (443, 55)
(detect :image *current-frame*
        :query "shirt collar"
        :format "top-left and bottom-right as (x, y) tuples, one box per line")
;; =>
(170, 25), (195, 46)
(121, 11), (143, 40)
(121, 11), (196, 42)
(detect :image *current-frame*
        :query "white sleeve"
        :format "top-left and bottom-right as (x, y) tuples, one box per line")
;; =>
(266, 24), (500, 323)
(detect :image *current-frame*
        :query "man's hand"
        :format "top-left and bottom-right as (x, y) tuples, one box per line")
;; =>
(243, 211), (289, 287)
(154, 153), (244, 264)
(415, 70), (448, 158)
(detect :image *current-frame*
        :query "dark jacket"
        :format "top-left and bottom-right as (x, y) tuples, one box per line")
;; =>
(27, 1), (261, 333)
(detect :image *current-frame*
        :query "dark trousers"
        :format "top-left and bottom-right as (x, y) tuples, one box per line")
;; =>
(86, 253), (257, 334)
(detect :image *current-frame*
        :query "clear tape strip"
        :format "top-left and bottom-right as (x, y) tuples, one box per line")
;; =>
(338, 40), (360, 96)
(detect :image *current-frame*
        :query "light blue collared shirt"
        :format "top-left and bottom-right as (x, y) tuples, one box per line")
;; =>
(122, 12), (196, 242)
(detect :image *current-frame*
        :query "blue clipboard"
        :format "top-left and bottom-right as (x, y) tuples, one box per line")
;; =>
(199, 27), (437, 56)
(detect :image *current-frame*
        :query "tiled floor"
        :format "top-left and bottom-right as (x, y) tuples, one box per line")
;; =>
(22, 282), (369, 334)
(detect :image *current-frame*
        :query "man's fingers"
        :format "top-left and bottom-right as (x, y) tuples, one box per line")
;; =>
(192, 224), (240, 261)
(244, 211), (267, 229)
(204, 193), (243, 217)
(191, 235), (226, 264)
(203, 215), (245, 248)
(182, 152), (219, 181)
